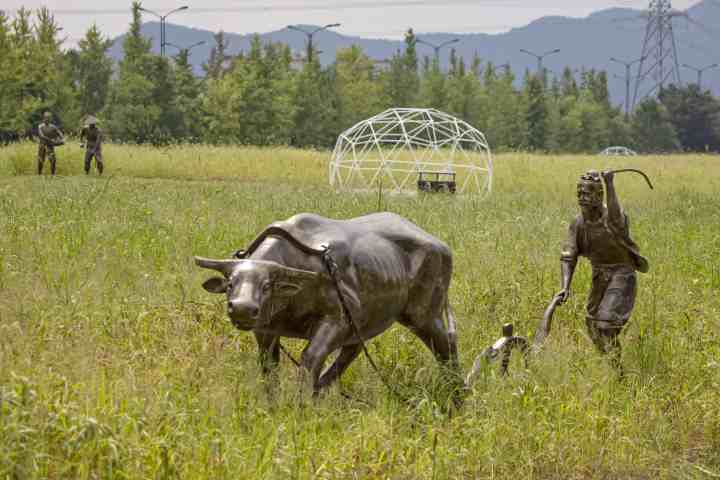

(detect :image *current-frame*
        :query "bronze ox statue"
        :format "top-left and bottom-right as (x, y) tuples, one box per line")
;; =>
(196, 212), (460, 394)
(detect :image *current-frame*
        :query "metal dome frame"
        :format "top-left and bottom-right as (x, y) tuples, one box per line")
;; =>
(329, 108), (493, 196)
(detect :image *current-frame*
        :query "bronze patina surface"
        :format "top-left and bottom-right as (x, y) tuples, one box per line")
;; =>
(37, 111), (65, 175)
(80, 116), (104, 175)
(557, 169), (650, 372)
(196, 212), (460, 394)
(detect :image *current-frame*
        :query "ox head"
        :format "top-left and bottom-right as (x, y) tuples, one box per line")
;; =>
(195, 256), (319, 330)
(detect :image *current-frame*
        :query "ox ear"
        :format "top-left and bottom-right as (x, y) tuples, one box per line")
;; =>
(271, 264), (321, 297)
(195, 256), (240, 278)
(202, 277), (228, 294)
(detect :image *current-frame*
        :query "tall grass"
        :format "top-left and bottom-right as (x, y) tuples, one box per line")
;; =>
(1, 143), (719, 478)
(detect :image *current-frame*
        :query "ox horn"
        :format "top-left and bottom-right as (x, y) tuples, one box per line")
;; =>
(269, 263), (321, 282)
(194, 257), (241, 277)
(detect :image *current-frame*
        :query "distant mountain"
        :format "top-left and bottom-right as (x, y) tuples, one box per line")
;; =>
(108, 0), (720, 105)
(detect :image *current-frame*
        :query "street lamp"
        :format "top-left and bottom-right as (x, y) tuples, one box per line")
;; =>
(519, 48), (560, 73)
(287, 23), (340, 64)
(138, 5), (189, 57)
(166, 40), (206, 56)
(416, 37), (460, 63)
(611, 56), (645, 119)
(682, 63), (719, 89)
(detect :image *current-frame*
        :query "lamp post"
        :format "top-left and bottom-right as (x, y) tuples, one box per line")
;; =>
(416, 37), (460, 63)
(682, 63), (719, 89)
(138, 5), (189, 57)
(520, 48), (560, 73)
(287, 23), (340, 64)
(611, 56), (645, 119)
(166, 40), (206, 56)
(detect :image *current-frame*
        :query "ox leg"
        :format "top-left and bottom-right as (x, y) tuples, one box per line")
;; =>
(317, 344), (362, 390)
(299, 319), (349, 395)
(254, 332), (280, 376)
(405, 318), (464, 406)
(410, 322), (456, 366)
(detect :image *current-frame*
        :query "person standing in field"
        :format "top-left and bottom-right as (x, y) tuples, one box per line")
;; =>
(37, 111), (65, 175)
(79, 116), (104, 175)
(556, 170), (649, 374)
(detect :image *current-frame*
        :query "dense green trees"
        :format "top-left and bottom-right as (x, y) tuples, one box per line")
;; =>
(69, 25), (114, 118)
(0, 8), (78, 133)
(659, 84), (720, 152)
(291, 58), (338, 148)
(203, 37), (296, 145)
(631, 99), (681, 153)
(1, 8), (719, 152)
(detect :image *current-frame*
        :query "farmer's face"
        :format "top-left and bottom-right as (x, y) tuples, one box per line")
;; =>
(577, 183), (602, 208)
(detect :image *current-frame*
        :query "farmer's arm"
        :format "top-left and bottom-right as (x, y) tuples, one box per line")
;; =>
(558, 218), (579, 303)
(603, 170), (625, 230)
(54, 125), (65, 142)
(37, 124), (50, 143)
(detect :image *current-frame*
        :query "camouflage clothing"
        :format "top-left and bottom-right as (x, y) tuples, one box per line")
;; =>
(80, 125), (104, 174)
(37, 121), (64, 175)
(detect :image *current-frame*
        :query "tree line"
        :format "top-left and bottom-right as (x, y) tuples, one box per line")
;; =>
(2, 4), (720, 153)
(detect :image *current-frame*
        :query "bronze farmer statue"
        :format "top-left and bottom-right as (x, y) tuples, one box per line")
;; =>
(557, 170), (649, 372)
(80, 116), (104, 175)
(37, 111), (65, 175)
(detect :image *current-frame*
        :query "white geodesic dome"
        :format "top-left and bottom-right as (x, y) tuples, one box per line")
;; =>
(329, 108), (493, 196)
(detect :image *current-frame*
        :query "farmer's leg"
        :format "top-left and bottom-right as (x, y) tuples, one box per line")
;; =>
(585, 268), (609, 351)
(37, 144), (46, 174)
(49, 147), (57, 175)
(589, 268), (637, 373)
(95, 149), (103, 174)
(84, 150), (92, 174)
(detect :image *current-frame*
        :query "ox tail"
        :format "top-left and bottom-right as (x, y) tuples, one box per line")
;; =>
(444, 297), (459, 369)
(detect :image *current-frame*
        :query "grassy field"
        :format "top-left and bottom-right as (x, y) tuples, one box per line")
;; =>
(1, 142), (719, 479)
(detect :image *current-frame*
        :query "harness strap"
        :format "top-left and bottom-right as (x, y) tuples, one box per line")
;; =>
(320, 246), (407, 402)
(234, 234), (408, 402)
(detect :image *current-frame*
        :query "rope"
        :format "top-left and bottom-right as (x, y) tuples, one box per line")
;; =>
(278, 342), (301, 367)
(320, 246), (408, 403)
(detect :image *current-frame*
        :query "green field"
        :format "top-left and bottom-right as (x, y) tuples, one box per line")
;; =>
(1, 143), (719, 479)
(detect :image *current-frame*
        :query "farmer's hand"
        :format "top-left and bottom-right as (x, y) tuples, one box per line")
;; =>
(601, 169), (615, 183)
(556, 288), (571, 304)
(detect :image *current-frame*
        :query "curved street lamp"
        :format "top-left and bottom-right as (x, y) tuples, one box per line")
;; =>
(611, 56), (645, 118)
(416, 37), (460, 62)
(520, 48), (560, 72)
(166, 40), (206, 56)
(287, 23), (341, 63)
(138, 5), (189, 56)
(682, 63), (719, 89)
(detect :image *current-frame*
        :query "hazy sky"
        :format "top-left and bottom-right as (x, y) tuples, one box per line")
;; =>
(3, 0), (701, 46)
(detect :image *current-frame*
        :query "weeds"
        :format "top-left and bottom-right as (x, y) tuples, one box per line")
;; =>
(0, 144), (718, 478)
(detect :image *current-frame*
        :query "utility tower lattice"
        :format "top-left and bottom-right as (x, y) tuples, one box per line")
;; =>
(632, 0), (683, 107)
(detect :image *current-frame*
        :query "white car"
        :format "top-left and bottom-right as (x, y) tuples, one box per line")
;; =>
(599, 146), (637, 156)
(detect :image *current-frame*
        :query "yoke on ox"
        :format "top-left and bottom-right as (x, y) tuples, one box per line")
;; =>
(196, 212), (460, 394)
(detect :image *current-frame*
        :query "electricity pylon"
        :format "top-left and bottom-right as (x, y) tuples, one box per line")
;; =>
(632, 0), (684, 108)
